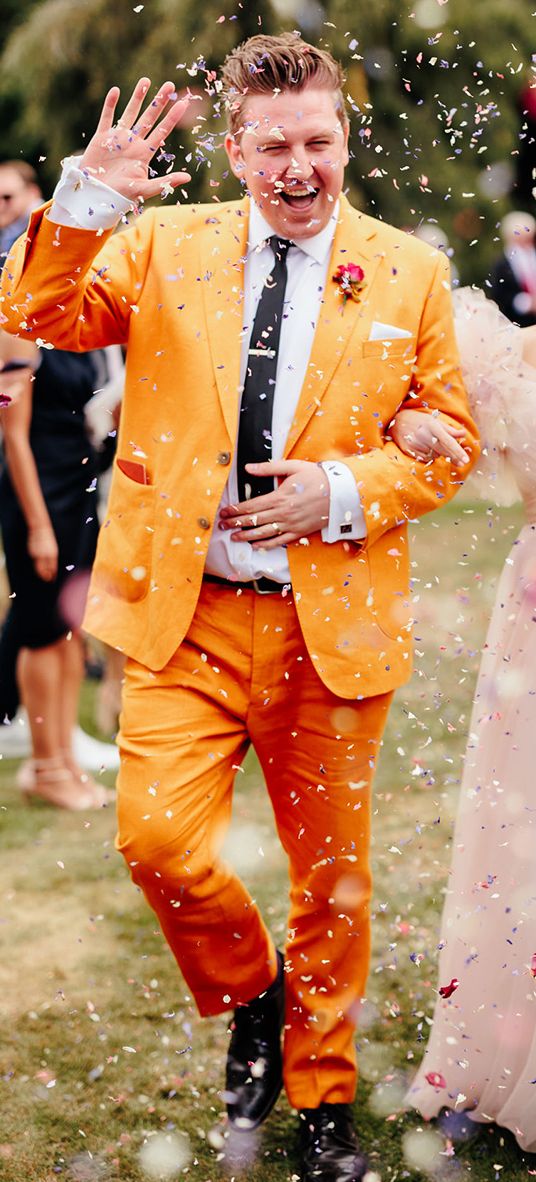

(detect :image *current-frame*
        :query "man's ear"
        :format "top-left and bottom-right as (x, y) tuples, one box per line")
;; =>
(342, 122), (350, 168)
(225, 132), (244, 178)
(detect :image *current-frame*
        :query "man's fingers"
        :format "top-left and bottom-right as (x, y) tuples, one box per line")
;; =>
(95, 86), (121, 136)
(134, 81), (178, 139)
(141, 172), (192, 201)
(251, 531), (295, 551)
(220, 492), (278, 519)
(117, 77), (151, 129)
(152, 95), (192, 144)
(246, 459), (298, 476)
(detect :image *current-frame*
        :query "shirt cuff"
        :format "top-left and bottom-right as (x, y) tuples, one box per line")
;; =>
(48, 155), (133, 230)
(320, 461), (367, 543)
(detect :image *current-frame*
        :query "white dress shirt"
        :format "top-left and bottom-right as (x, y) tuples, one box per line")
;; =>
(49, 161), (366, 582)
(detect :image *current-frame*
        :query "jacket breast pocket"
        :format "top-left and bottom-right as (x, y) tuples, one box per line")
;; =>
(97, 462), (156, 602)
(361, 337), (416, 359)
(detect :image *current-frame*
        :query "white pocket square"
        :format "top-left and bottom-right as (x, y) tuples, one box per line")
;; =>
(369, 321), (413, 340)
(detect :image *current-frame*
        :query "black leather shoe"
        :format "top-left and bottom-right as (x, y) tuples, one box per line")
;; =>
(299, 1103), (369, 1182)
(225, 951), (284, 1129)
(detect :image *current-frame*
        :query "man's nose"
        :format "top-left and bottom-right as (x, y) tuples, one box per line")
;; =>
(285, 151), (314, 180)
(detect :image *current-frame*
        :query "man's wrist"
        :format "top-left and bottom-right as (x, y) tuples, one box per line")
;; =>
(320, 460), (367, 543)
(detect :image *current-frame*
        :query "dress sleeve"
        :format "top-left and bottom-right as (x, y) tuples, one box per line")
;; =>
(453, 287), (536, 506)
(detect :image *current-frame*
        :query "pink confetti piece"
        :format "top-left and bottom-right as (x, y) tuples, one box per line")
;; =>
(425, 1071), (447, 1089)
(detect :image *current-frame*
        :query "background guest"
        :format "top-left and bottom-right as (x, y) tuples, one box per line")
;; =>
(0, 160), (113, 806)
(0, 328), (109, 807)
(489, 211), (536, 328)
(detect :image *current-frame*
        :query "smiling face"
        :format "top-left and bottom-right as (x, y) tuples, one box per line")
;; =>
(225, 87), (349, 240)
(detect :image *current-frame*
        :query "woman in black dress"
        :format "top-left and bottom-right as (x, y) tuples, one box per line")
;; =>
(0, 337), (108, 807)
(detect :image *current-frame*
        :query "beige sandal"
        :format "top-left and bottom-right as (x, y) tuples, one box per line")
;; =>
(19, 757), (109, 810)
(16, 758), (36, 793)
(61, 750), (115, 807)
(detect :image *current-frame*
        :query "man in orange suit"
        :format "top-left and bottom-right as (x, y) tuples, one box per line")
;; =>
(0, 34), (478, 1181)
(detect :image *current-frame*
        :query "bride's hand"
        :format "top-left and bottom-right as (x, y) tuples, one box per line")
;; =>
(390, 408), (470, 465)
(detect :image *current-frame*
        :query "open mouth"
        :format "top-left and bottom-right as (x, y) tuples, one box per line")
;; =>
(279, 187), (319, 210)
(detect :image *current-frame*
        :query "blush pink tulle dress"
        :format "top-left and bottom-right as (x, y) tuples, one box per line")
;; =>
(406, 288), (536, 1151)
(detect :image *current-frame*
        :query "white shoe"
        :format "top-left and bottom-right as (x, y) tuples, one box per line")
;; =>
(0, 709), (119, 770)
(72, 725), (120, 771)
(0, 708), (31, 758)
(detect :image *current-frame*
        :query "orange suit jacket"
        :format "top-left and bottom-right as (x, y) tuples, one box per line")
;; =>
(0, 194), (479, 698)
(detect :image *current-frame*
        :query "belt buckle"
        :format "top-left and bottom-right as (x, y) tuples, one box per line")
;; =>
(252, 577), (274, 595)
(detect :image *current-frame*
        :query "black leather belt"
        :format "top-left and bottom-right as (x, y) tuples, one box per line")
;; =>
(203, 574), (290, 595)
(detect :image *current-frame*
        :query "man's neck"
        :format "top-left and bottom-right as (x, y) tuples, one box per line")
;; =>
(247, 197), (339, 261)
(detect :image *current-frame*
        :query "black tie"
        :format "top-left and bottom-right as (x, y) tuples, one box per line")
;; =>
(237, 236), (291, 503)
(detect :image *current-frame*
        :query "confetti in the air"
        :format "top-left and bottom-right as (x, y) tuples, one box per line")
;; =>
(439, 977), (459, 998)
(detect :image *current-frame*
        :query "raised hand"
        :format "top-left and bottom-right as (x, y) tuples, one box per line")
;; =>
(79, 78), (191, 203)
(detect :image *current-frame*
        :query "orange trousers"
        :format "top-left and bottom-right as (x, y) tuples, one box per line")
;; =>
(116, 583), (392, 1108)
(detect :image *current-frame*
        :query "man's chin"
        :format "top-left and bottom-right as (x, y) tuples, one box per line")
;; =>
(259, 195), (330, 238)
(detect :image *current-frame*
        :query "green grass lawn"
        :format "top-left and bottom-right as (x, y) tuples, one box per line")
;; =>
(1, 499), (534, 1182)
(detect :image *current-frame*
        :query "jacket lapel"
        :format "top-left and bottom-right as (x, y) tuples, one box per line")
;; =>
(283, 195), (385, 456)
(200, 200), (248, 443)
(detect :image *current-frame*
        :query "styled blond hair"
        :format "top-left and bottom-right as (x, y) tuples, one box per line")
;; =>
(221, 33), (348, 137)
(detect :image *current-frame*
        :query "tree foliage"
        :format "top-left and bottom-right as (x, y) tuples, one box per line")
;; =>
(0, 0), (534, 281)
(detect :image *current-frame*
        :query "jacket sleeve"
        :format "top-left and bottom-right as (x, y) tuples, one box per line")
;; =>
(0, 201), (155, 350)
(340, 252), (480, 548)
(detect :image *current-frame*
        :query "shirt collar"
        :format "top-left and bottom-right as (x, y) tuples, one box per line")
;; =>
(247, 198), (339, 265)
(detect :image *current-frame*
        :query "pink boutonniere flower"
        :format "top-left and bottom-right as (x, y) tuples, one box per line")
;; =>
(333, 262), (366, 307)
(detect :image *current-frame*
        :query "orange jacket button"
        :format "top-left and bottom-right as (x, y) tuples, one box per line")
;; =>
(198, 516), (211, 530)
(217, 450), (231, 465)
